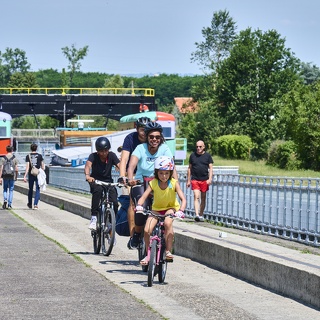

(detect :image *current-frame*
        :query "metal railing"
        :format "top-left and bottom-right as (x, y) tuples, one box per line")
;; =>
(12, 129), (57, 138)
(0, 87), (155, 96)
(47, 166), (319, 247)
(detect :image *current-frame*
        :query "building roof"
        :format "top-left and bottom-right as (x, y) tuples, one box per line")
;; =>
(174, 97), (198, 113)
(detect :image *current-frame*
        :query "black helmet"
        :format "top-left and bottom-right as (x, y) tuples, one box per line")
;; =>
(135, 117), (151, 128)
(95, 136), (111, 151)
(144, 122), (163, 135)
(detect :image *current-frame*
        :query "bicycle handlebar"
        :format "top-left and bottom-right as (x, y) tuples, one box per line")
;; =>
(95, 180), (124, 188)
(138, 209), (174, 219)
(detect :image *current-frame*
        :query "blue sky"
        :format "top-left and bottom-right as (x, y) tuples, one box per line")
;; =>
(2, 0), (320, 75)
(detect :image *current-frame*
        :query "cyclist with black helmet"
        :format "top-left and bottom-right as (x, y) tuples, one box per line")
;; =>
(84, 136), (120, 230)
(126, 121), (178, 249)
(118, 116), (151, 237)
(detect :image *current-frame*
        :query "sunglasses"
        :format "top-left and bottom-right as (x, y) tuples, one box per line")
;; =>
(149, 135), (161, 140)
(196, 146), (203, 148)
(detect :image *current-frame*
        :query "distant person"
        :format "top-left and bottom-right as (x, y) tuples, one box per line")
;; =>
(85, 137), (120, 230)
(118, 117), (151, 239)
(23, 143), (45, 210)
(0, 145), (19, 209)
(187, 140), (213, 221)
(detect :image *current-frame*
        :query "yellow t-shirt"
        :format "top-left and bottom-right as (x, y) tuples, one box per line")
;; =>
(150, 178), (180, 211)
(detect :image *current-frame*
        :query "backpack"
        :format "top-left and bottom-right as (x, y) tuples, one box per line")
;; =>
(2, 155), (15, 179)
(116, 195), (130, 237)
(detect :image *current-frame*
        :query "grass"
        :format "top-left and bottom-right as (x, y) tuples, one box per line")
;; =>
(213, 156), (320, 179)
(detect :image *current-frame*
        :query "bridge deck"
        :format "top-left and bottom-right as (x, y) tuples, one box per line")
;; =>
(0, 87), (156, 122)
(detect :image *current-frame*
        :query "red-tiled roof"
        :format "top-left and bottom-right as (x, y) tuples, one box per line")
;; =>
(174, 97), (198, 113)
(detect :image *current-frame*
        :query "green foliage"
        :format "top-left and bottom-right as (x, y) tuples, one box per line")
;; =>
(0, 48), (30, 86)
(180, 99), (221, 150)
(134, 74), (202, 107)
(215, 28), (300, 159)
(215, 135), (253, 160)
(12, 115), (59, 129)
(8, 72), (38, 89)
(191, 9), (237, 73)
(279, 81), (320, 170)
(213, 156), (320, 178)
(267, 140), (301, 170)
(104, 74), (124, 91)
(35, 68), (63, 87)
(299, 62), (320, 85)
(61, 44), (89, 86)
(7, 73), (25, 89)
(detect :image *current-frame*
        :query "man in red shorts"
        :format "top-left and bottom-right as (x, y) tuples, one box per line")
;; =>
(187, 140), (213, 221)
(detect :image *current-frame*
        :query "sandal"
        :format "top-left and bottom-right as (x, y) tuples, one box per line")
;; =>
(140, 256), (149, 266)
(166, 251), (173, 261)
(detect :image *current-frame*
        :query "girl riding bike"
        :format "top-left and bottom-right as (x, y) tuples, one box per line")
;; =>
(126, 122), (178, 249)
(135, 156), (186, 265)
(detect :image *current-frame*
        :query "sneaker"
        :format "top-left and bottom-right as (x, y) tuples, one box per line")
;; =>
(165, 250), (174, 261)
(194, 215), (200, 222)
(127, 232), (141, 249)
(27, 203), (32, 209)
(33, 205), (38, 210)
(8, 205), (12, 209)
(199, 216), (204, 222)
(89, 216), (97, 230)
(127, 238), (133, 249)
(2, 201), (7, 209)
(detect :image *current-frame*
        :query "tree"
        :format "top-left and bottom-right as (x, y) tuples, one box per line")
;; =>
(12, 115), (59, 129)
(278, 81), (320, 170)
(7, 72), (38, 92)
(191, 10), (237, 74)
(104, 74), (124, 89)
(35, 68), (63, 87)
(61, 44), (89, 86)
(180, 99), (222, 151)
(214, 28), (300, 158)
(299, 62), (320, 85)
(0, 48), (30, 86)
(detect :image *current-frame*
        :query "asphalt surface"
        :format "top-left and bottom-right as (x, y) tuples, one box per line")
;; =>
(0, 186), (319, 320)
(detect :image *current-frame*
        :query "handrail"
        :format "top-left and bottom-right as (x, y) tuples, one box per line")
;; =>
(0, 87), (155, 96)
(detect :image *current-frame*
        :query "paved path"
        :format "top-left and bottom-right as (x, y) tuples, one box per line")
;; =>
(0, 187), (319, 319)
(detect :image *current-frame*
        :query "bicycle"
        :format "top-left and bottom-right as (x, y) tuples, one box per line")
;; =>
(140, 210), (174, 287)
(130, 179), (152, 272)
(91, 180), (122, 256)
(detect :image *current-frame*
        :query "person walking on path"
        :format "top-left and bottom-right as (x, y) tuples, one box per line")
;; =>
(187, 140), (213, 222)
(23, 143), (45, 210)
(118, 117), (151, 238)
(0, 145), (19, 209)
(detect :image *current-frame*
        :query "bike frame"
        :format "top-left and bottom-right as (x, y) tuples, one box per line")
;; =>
(130, 180), (152, 271)
(92, 180), (122, 256)
(143, 210), (173, 286)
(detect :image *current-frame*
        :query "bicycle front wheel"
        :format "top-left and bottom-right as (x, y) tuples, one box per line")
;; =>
(147, 240), (157, 287)
(138, 233), (147, 272)
(158, 243), (167, 283)
(93, 212), (102, 254)
(102, 207), (116, 256)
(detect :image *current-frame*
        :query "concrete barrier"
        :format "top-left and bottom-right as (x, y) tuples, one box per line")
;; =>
(173, 231), (320, 309)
